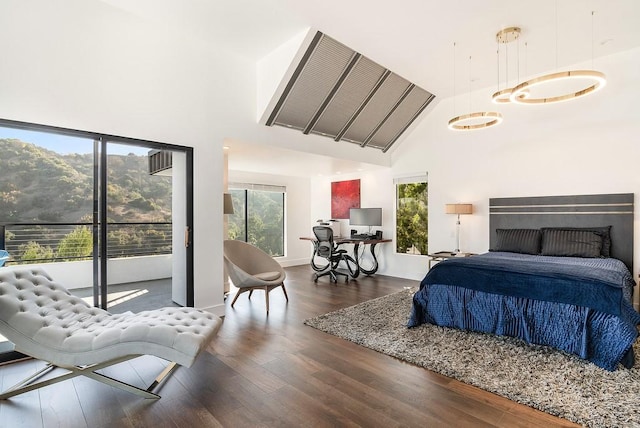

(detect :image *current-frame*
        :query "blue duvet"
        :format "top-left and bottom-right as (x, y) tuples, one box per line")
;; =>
(408, 252), (640, 371)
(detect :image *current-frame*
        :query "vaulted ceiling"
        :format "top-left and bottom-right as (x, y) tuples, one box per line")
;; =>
(100, 0), (640, 175)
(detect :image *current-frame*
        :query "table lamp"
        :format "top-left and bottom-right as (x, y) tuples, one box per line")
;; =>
(445, 203), (473, 253)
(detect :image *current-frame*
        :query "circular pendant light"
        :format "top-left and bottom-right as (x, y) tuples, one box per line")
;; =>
(448, 112), (503, 131)
(509, 70), (606, 104)
(448, 50), (502, 131)
(508, 8), (606, 105)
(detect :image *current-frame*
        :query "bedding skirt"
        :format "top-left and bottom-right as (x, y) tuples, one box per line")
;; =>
(408, 253), (640, 371)
(408, 284), (639, 371)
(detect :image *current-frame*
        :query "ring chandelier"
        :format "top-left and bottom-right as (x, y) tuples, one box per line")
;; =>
(448, 47), (502, 131)
(491, 27), (523, 104)
(509, 8), (606, 105)
(449, 12), (607, 131)
(509, 70), (606, 104)
(448, 111), (503, 131)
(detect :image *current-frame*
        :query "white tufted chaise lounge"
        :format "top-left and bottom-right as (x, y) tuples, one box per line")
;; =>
(0, 268), (222, 399)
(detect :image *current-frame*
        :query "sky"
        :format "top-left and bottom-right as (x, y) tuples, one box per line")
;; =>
(1, 127), (150, 156)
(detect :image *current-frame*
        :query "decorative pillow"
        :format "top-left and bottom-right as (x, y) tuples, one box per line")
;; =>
(541, 226), (612, 257)
(490, 229), (542, 255)
(540, 229), (603, 258)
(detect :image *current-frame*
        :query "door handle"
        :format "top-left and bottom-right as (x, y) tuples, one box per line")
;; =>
(184, 227), (190, 248)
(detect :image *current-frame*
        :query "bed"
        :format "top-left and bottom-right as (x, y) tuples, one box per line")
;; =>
(408, 193), (640, 371)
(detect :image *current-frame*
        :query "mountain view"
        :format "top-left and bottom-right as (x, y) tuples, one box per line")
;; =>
(0, 138), (171, 223)
(0, 138), (172, 263)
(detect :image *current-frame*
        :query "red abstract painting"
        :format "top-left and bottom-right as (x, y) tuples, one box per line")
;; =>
(331, 179), (360, 219)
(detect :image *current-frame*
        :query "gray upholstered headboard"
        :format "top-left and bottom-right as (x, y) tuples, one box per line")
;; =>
(489, 193), (634, 272)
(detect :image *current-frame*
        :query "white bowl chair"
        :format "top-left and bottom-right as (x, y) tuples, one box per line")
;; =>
(223, 240), (288, 315)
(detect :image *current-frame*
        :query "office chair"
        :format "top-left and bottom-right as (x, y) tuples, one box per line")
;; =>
(312, 226), (351, 283)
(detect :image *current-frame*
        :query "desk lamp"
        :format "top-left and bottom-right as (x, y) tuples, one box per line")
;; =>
(445, 203), (473, 253)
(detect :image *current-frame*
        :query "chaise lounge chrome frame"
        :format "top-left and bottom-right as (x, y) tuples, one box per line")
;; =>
(0, 268), (222, 400)
(0, 355), (178, 400)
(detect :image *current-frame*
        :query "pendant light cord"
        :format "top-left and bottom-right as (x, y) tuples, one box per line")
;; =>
(591, 11), (595, 69)
(453, 42), (456, 116)
(555, 0), (559, 71)
(468, 56), (472, 112)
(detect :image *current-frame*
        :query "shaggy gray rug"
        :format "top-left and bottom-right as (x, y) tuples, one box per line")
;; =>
(304, 288), (640, 428)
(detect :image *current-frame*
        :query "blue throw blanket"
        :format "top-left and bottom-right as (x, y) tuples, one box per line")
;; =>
(420, 252), (633, 316)
(408, 252), (640, 371)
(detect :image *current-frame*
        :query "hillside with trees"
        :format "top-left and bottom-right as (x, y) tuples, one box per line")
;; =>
(0, 138), (171, 223)
(0, 138), (172, 264)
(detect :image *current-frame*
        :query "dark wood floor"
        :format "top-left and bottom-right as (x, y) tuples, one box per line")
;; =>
(0, 265), (578, 427)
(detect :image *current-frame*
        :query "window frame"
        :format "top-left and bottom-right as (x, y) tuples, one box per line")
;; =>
(227, 183), (286, 257)
(394, 174), (428, 256)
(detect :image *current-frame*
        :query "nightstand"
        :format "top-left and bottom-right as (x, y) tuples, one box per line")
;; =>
(427, 251), (475, 268)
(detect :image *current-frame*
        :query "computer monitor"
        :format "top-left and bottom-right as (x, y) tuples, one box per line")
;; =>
(349, 208), (382, 231)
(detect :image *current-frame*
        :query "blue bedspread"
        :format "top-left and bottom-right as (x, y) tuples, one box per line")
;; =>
(408, 252), (640, 371)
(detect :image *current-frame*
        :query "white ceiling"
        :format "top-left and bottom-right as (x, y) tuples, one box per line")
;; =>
(223, 139), (388, 178)
(102, 0), (640, 177)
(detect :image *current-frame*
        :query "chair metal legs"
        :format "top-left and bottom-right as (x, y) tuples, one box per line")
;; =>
(0, 355), (179, 400)
(313, 254), (353, 283)
(314, 268), (349, 283)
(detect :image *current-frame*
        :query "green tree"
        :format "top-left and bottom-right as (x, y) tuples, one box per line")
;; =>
(18, 241), (54, 264)
(246, 190), (284, 256)
(57, 226), (92, 261)
(396, 182), (428, 255)
(227, 189), (284, 257)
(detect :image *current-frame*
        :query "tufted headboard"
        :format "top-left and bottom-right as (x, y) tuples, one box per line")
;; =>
(489, 193), (634, 272)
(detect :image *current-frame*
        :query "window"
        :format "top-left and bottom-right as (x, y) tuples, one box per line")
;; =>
(227, 183), (285, 257)
(0, 118), (194, 363)
(395, 174), (428, 255)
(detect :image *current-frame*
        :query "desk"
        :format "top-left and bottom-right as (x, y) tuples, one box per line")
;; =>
(427, 251), (475, 268)
(300, 236), (392, 277)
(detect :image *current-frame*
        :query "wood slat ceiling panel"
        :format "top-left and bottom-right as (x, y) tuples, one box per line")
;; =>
(341, 72), (410, 144)
(273, 35), (353, 130)
(367, 87), (434, 150)
(311, 56), (386, 138)
(267, 31), (436, 152)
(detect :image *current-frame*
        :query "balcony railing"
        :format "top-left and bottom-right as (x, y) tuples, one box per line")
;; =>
(1, 222), (172, 265)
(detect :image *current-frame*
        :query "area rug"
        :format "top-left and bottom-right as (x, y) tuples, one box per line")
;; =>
(303, 288), (640, 428)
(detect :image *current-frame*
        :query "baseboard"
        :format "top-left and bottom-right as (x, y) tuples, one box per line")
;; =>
(278, 258), (310, 268)
(202, 303), (225, 318)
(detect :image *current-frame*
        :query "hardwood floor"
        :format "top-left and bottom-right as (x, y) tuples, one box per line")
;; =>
(0, 265), (578, 427)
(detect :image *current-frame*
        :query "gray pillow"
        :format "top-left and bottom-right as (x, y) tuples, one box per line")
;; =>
(541, 229), (603, 258)
(491, 229), (542, 255)
(541, 226), (612, 257)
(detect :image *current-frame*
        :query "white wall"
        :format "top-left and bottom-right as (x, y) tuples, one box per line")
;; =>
(390, 47), (640, 300)
(1, 1), (638, 310)
(256, 29), (311, 123)
(310, 169), (397, 275)
(0, 1), (393, 317)
(0, 0), (252, 316)
(3, 255), (172, 290)
(228, 170), (311, 267)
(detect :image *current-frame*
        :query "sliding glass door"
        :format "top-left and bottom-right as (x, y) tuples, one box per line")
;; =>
(0, 120), (194, 362)
(0, 125), (96, 362)
(103, 142), (192, 312)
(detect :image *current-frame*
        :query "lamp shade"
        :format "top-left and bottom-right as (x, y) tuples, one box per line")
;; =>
(445, 204), (473, 215)
(223, 193), (234, 215)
